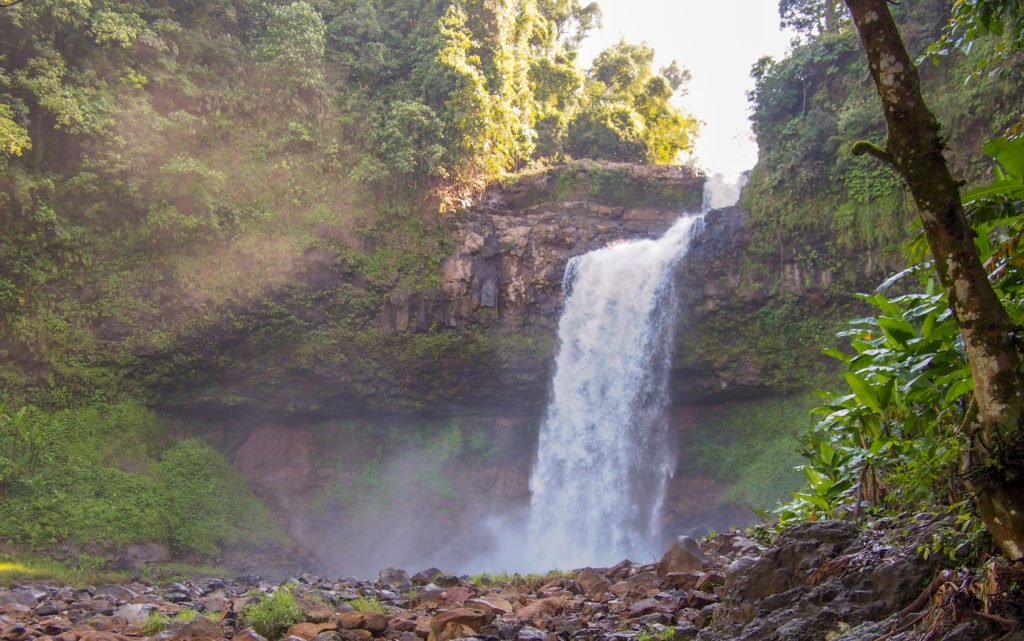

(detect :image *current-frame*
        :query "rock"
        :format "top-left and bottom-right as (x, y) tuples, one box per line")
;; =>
(32, 604), (59, 617)
(516, 626), (546, 641)
(437, 587), (472, 607)
(428, 607), (493, 641)
(336, 631), (372, 641)
(628, 598), (678, 618)
(513, 598), (571, 624)
(284, 623), (336, 640)
(0, 590), (43, 608)
(162, 617), (223, 641)
(111, 604), (156, 628)
(361, 611), (388, 634)
(379, 568), (410, 586)
(230, 629), (268, 641)
(574, 569), (610, 595)
(658, 537), (711, 578)
(464, 597), (513, 615)
(336, 613), (366, 630)
(294, 597), (333, 623)
(310, 633), (342, 641)
(433, 575), (460, 589)
(411, 569), (442, 586)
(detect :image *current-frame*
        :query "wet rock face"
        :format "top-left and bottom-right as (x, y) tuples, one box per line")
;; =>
(440, 164), (704, 330)
(0, 517), (1010, 641)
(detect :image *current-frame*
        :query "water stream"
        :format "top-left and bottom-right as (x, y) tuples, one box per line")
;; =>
(524, 214), (703, 569)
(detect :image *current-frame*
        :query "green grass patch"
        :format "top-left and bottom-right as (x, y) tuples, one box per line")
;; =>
(0, 552), (131, 587)
(348, 596), (389, 614)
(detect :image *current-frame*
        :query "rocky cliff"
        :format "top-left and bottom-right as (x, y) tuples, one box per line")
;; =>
(138, 161), (706, 416)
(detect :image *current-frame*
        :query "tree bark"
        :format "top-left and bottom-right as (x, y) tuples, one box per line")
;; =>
(845, 0), (1024, 560)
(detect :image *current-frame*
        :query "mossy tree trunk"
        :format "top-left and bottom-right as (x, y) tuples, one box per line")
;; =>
(845, 0), (1024, 560)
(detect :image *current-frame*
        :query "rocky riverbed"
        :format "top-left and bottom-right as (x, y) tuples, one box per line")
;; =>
(2, 516), (1021, 641)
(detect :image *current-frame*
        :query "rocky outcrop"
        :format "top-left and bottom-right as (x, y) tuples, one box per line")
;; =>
(140, 162), (705, 416)
(440, 162), (705, 330)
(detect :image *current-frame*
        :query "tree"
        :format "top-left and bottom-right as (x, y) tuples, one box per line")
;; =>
(845, 0), (1024, 560)
(566, 40), (699, 164)
(780, 0), (847, 39)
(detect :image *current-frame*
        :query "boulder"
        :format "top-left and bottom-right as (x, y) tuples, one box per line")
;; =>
(513, 598), (571, 624)
(573, 569), (610, 596)
(379, 568), (410, 586)
(657, 537), (711, 578)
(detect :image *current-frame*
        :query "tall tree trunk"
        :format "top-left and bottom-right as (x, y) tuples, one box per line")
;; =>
(844, 0), (1024, 560)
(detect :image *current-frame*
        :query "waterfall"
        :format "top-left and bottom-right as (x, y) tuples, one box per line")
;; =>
(525, 214), (703, 570)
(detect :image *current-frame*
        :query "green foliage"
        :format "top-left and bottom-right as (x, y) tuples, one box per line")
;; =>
(688, 395), (815, 509)
(160, 437), (288, 557)
(925, 0), (1024, 76)
(0, 401), (286, 557)
(744, 0), (1024, 280)
(780, 136), (1024, 530)
(243, 586), (304, 641)
(566, 40), (699, 164)
(348, 596), (388, 614)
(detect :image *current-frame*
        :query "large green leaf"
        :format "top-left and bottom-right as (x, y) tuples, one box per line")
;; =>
(844, 371), (883, 414)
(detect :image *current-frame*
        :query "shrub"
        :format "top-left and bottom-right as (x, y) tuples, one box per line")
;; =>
(243, 587), (304, 640)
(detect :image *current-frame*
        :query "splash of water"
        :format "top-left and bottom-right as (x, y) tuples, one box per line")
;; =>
(524, 215), (703, 570)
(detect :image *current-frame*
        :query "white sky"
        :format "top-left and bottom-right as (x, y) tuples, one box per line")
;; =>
(577, 0), (794, 179)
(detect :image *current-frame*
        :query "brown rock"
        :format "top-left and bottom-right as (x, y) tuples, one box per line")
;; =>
(574, 569), (610, 596)
(464, 597), (513, 615)
(436, 587), (472, 608)
(513, 597), (571, 624)
(428, 608), (492, 641)
(657, 537), (711, 578)
(336, 630), (372, 641)
(336, 613), (366, 630)
(294, 598), (334, 624)
(361, 612), (388, 635)
(628, 598), (679, 618)
(284, 623), (337, 640)
(164, 617), (224, 641)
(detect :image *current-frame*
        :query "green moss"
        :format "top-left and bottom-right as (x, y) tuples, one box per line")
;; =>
(686, 394), (819, 509)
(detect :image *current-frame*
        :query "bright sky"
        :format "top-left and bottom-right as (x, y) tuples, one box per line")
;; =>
(577, 0), (794, 179)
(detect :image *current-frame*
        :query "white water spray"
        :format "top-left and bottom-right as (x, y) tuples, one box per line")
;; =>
(524, 214), (703, 570)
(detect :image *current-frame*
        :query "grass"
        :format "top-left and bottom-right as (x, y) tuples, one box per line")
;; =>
(348, 596), (389, 614)
(0, 553), (132, 587)
(140, 608), (220, 635)
(468, 569), (571, 586)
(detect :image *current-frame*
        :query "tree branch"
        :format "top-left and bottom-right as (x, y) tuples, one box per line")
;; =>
(0, 0), (27, 7)
(851, 140), (896, 170)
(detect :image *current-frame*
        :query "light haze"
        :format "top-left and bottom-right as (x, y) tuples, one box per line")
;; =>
(578, 0), (793, 179)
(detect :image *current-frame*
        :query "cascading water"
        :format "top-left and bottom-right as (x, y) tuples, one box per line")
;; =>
(525, 214), (703, 570)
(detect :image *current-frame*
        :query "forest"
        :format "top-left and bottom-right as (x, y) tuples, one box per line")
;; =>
(1, 0), (1023, 630)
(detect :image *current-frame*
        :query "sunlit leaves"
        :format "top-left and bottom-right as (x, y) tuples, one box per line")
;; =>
(90, 8), (147, 47)
(566, 40), (699, 164)
(254, 1), (326, 91)
(0, 104), (31, 159)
